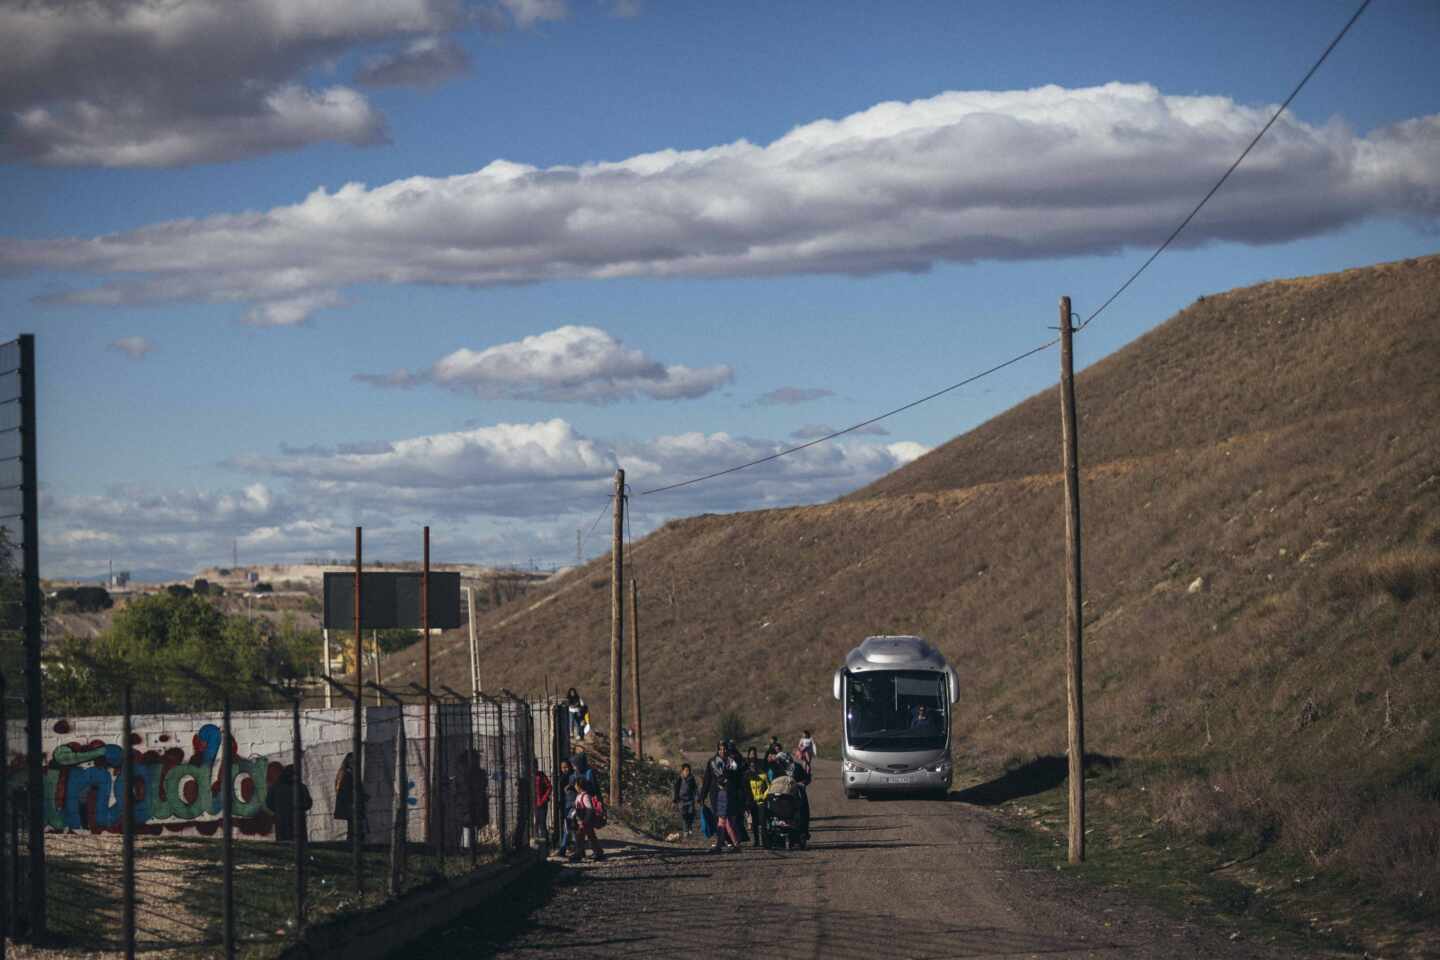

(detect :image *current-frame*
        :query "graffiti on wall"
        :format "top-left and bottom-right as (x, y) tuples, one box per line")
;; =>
(8, 722), (281, 836)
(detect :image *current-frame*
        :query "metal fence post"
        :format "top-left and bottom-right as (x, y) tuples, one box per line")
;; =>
(320, 676), (364, 900)
(1, 672), (8, 960)
(222, 693), (235, 960)
(290, 691), (306, 931)
(493, 699), (507, 857)
(121, 682), (136, 960)
(19, 335), (45, 938)
(364, 683), (406, 898)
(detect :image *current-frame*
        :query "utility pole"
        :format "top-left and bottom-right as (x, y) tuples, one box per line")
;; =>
(466, 585), (480, 696)
(351, 526), (364, 894)
(609, 468), (625, 806)
(576, 528), (582, 566)
(629, 578), (643, 763)
(1058, 295), (1086, 865)
(422, 525), (431, 844)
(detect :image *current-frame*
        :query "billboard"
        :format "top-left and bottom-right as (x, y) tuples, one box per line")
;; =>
(322, 571), (462, 630)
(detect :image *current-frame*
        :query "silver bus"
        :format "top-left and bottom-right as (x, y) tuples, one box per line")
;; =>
(833, 635), (958, 798)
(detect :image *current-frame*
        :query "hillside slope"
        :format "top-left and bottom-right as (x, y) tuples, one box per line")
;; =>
(391, 253), (1440, 914)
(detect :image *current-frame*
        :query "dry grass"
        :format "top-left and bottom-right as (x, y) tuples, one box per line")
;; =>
(392, 254), (1440, 942)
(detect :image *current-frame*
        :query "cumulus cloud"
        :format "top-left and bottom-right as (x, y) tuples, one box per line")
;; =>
(234, 418), (929, 518)
(499, 0), (569, 28)
(756, 387), (835, 407)
(242, 291), (344, 327)
(43, 416), (928, 575)
(356, 36), (472, 88)
(790, 422), (889, 440)
(4, 83), (1436, 305)
(0, 0), (600, 168)
(355, 325), (733, 403)
(108, 336), (152, 360)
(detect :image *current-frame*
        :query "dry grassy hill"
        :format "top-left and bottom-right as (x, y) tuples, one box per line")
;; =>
(390, 253), (1440, 914)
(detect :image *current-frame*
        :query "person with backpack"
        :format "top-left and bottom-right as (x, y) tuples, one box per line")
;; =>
(569, 777), (606, 861)
(555, 759), (576, 858)
(533, 759), (553, 850)
(672, 762), (699, 837)
(571, 749), (597, 794)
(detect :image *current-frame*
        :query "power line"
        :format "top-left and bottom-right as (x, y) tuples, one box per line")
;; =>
(639, 338), (1058, 496)
(578, 496), (610, 554)
(1078, 0), (1371, 331)
(628, 0), (1371, 500)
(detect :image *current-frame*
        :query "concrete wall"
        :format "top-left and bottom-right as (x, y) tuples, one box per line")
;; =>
(5, 698), (557, 843)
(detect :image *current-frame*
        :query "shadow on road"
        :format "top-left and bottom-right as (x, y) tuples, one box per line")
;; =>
(413, 870), (1127, 959)
(952, 753), (1123, 806)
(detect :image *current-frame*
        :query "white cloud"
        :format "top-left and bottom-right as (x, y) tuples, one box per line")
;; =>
(0, 0), (603, 168)
(356, 325), (733, 403)
(355, 36), (472, 88)
(499, 0), (569, 28)
(885, 441), (929, 465)
(43, 418), (928, 575)
(7, 83), (1436, 306)
(790, 422), (889, 440)
(242, 291), (343, 327)
(108, 336), (152, 360)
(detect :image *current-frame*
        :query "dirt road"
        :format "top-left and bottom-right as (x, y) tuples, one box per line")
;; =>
(404, 760), (1310, 959)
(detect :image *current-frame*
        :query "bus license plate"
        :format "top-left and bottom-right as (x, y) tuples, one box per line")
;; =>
(887, 774), (914, 784)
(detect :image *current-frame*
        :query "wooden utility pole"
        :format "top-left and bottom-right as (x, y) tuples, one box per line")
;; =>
(466, 586), (480, 696)
(1058, 295), (1086, 865)
(609, 468), (625, 806)
(352, 527), (364, 893)
(422, 525), (431, 844)
(629, 578), (643, 763)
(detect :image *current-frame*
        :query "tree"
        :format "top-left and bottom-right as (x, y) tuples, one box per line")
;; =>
(376, 628), (420, 654)
(46, 592), (312, 712)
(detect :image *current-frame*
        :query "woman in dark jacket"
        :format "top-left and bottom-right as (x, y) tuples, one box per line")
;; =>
(333, 753), (367, 841)
(700, 741), (744, 853)
(267, 764), (312, 843)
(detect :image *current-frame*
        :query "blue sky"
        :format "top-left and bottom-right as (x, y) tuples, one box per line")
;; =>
(1, 0), (1436, 577)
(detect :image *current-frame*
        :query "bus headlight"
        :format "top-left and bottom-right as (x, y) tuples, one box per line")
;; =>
(926, 760), (951, 774)
(843, 760), (869, 774)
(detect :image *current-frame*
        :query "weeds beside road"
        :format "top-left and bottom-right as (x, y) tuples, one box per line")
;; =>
(965, 757), (1438, 960)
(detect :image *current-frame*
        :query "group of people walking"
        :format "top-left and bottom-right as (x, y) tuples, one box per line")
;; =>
(673, 732), (815, 853)
(541, 748), (608, 862)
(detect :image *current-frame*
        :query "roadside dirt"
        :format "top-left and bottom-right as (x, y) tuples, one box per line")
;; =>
(402, 760), (1338, 959)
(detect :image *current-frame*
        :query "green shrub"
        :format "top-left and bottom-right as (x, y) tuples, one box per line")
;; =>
(715, 709), (747, 744)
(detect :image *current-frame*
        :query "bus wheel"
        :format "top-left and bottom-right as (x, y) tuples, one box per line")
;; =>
(845, 788), (859, 800)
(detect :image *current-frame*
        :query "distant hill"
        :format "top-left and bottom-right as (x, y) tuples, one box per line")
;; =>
(388, 253), (1440, 916)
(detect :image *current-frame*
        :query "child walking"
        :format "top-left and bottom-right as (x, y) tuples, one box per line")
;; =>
(672, 762), (699, 837)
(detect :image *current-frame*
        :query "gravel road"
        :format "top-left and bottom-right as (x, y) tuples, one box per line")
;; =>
(403, 760), (1315, 959)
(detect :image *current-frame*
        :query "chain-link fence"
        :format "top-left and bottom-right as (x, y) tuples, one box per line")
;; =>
(1, 664), (554, 957)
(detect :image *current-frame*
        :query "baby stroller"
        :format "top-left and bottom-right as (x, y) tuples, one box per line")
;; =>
(763, 792), (808, 850)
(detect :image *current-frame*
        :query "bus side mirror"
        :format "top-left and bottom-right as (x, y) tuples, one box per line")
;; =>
(833, 669), (843, 701)
(947, 666), (959, 705)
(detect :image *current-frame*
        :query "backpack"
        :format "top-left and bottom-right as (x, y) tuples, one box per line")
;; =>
(582, 792), (608, 829)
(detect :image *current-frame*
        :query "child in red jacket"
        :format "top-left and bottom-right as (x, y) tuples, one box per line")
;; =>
(533, 760), (553, 849)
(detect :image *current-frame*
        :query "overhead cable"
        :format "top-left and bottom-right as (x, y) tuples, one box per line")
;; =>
(639, 338), (1058, 496)
(1078, 0), (1372, 330)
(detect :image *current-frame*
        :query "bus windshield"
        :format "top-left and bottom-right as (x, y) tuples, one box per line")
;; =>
(845, 669), (948, 752)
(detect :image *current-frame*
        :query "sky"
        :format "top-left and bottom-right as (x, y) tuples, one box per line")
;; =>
(1, 0), (1436, 578)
